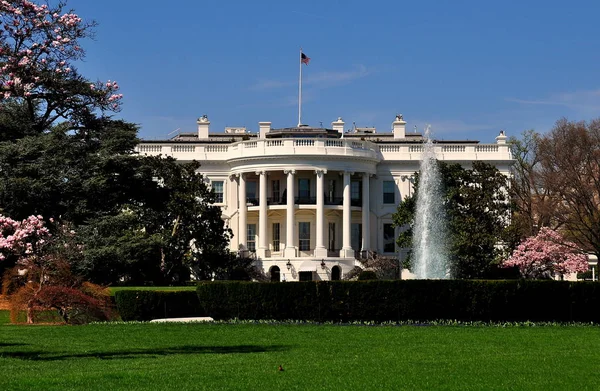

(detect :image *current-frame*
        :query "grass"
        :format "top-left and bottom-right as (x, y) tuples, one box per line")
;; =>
(0, 310), (9, 325)
(1, 322), (600, 390)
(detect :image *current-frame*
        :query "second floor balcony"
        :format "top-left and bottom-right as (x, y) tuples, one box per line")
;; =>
(247, 196), (363, 207)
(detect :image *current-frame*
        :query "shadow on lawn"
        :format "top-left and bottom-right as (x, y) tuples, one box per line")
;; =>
(0, 342), (28, 347)
(1, 344), (289, 361)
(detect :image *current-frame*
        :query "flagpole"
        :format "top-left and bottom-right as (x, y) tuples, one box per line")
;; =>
(298, 47), (302, 126)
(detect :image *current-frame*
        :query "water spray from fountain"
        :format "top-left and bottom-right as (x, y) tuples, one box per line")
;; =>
(412, 125), (449, 279)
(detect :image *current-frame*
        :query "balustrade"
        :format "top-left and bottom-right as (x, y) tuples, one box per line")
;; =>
(136, 139), (508, 164)
(476, 145), (499, 152)
(172, 145), (195, 153)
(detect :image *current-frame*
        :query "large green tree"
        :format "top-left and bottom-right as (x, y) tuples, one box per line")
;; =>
(124, 157), (232, 284)
(394, 161), (513, 279)
(0, 1), (233, 285)
(0, 116), (142, 224)
(72, 157), (235, 285)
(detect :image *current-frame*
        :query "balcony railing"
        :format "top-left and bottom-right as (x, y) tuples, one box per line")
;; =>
(325, 197), (343, 206)
(247, 196), (362, 206)
(267, 197), (286, 205)
(295, 196), (316, 205)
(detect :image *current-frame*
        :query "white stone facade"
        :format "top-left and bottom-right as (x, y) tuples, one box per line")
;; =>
(136, 115), (513, 281)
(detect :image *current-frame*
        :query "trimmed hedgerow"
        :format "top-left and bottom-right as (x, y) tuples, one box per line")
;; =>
(114, 290), (204, 321)
(196, 280), (600, 323)
(357, 270), (378, 280)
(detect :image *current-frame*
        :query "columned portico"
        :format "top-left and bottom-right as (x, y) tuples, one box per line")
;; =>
(237, 173), (247, 250)
(314, 169), (328, 257)
(284, 169), (297, 257)
(340, 171), (354, 258)
(361, 172), (370, 253)
(257, 170), (267, 258)
(139, 113), (513, 281)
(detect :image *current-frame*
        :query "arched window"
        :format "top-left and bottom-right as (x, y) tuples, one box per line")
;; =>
(270, 266), (281, 282)
(331, 265), (341, 281)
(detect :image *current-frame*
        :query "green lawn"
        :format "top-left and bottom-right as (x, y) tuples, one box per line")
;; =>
(0, 310), (9, 325)
(1, 322), (599, 390)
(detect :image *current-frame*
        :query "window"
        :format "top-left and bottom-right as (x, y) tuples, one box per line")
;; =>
(383, 223), (395, 252)
(247, 224), (256, 252)
(272, 223), (280, 252)
(272, 180), (280, 202)
(212, 181), (224, 203)
(298, 178), (310, 198)
(328, 222), (336, 251)
(328, 180), (336, 203)
(246, 181), (257, 204)
(351, 180), (361, 201)
(299, 222), (310, 251)
(383, 181), (395, 204)
(351, 223), (362, 252)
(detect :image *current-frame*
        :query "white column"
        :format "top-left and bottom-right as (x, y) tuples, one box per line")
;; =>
(361, 173), (370, 254)
(340, 171), (354, 258)
(238, 173), (247, 251)
(257, 171), (268, 258)
(284, 169), (297, 258)
(314, 169), (328, 258)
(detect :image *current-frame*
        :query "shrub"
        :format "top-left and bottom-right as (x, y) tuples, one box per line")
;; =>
(196, 280), (600, 323)
(114, 290), (204, 321)
(357, 270), (378, 280)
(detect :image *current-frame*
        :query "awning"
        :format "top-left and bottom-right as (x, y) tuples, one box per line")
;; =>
(298, 261), (317, 272)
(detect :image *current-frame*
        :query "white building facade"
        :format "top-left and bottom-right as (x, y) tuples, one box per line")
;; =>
(136, 115), (513, 281)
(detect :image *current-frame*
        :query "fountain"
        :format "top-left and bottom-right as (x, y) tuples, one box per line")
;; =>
(412, 126), (449, 279)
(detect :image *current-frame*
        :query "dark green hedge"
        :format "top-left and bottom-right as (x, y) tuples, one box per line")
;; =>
(196, 280), (600, 323)
(115, 290), (204, 321)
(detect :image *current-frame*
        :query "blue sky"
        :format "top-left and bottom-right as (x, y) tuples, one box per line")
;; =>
(69, 0), (600, 143)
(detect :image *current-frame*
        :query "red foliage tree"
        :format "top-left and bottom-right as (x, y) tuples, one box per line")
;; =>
(1, 214), (112, 324)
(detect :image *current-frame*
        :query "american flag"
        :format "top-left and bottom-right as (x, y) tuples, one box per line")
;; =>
(301, 52), (310, 65)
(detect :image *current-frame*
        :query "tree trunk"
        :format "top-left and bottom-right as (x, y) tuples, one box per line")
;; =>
(26, 300), (34, 324)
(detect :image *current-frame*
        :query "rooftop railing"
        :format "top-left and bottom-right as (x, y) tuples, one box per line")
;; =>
(136, 138), (512, 162)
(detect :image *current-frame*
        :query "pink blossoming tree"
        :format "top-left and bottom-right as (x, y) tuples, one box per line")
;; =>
(0, 214), (111, 324)
(502, 227), (589, 279)
(0, 0), (122, 131)
(0, 214), (49, 262)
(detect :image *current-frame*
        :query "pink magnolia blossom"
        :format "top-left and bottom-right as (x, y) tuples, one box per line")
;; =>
(502, 227), (589, 279)
(0, 0), (123, 116)
(0, 214), (50, 261)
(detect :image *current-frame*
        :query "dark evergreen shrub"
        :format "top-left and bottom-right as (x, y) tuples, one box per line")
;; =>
(357, 270), (378, 280)
(196, 280), (600, 323)
(115, 290), (204, 321)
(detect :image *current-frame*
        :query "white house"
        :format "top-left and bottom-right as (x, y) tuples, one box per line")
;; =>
(136, 114), (513, 281)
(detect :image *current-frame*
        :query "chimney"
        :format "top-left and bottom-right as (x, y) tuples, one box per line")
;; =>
(496, 130), (507, 144)
(332, 117), (345, 135)
(197, 115), (210, 139)
(393, 114), (406, 139)
(259, 121), (271, 138)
